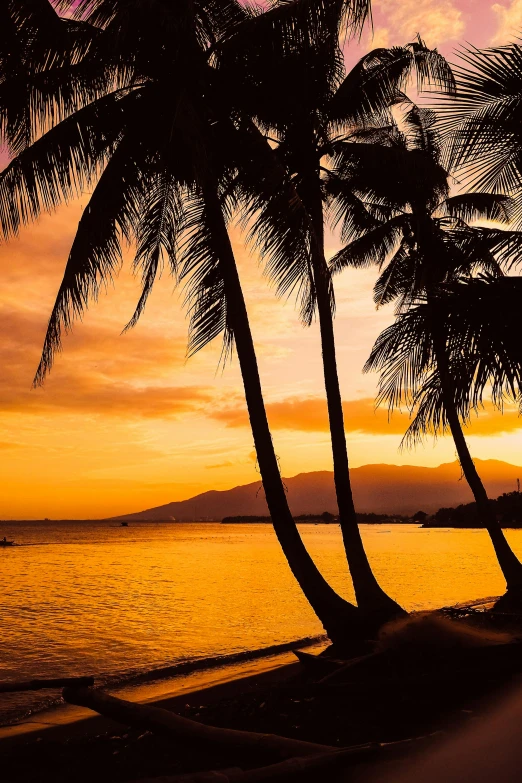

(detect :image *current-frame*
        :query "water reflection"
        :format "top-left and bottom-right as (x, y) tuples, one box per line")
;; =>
(1, 521), (519, 723)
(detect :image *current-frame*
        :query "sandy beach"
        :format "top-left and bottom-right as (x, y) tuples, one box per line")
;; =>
(0, 652), (305, 746)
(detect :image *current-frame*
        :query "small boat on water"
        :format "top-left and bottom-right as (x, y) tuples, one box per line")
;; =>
(120, 522), (129, 527)
(0, 538), (14, 547)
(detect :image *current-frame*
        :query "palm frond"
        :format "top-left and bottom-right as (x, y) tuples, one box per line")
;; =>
(438, 193), (513, 223)
(366, 278), (522, 448)
(402, 104), (441, 160)
(124, 171), (183, 330)
(34, 131), (146, 384)
(330, 139), (449, 214)
(180, 189), (233, 360)
(0, 88), (137, 239)
(439, 44), (522, 192)
(329, 36), (455, 126)
(330, 213), (409, 272)
(471, 227), (522, 271)
(373, 243), (416, 307)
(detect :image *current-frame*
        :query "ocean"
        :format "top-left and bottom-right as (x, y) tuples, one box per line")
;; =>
(1, 520), (520, 726)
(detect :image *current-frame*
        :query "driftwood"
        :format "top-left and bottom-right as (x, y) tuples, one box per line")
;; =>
(130, 770), (243, 783)
(291, 649), (345, 677)
(317, 651), (381, 684)
(129, 737), (439, 783)
(62, 688), (334, 759)
(128, 749), (374, 782)
(318, 641), (522, 687)
(0, 676), (94, 693)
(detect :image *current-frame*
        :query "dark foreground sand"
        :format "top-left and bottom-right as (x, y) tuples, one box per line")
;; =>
(2, 606), (522, 782)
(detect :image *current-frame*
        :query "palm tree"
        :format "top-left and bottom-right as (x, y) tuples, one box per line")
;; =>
(365, 277), (522, 452)
(0, 0), (373, 641)
(329, 106), (522, 589)
(218, 22), (454, 616)
(437, 41), (522, 211)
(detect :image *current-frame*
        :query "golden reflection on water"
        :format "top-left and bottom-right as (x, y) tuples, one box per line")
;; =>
(0, 521), (520, 722)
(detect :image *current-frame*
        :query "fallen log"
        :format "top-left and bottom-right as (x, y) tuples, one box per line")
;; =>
(291, 650), (345, 677)
(129, 770), (242, 783)
(62, 688), (334, 760)
(317, 651), (382, 684)
(0, 676), (94, 693)
(128, 748), (368, 782)
(128, 737), (439, 783)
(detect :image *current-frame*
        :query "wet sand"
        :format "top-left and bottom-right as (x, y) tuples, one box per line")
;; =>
(0, 654), (301, 747)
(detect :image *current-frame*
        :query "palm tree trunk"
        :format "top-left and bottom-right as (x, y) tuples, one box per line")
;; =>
(201, 183), (361, 641)
(430, 315), (522, 591)
(305, 178), (404, 618)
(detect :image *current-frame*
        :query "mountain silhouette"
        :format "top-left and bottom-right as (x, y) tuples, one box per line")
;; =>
(110, 459), (522, 520)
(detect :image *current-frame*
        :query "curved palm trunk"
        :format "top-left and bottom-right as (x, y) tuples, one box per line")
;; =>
(306, 177), (404, 618)
(430, 315), (522, 591)
(201, 184), (361, 641)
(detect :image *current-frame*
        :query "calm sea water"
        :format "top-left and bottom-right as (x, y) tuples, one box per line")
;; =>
(1, 520), (521, 726)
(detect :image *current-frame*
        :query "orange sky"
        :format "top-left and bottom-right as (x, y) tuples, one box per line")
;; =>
(1, 1), (522, 519)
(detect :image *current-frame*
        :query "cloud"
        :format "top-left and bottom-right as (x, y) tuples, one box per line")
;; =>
(212, 396), (412, 435)
(0, 304), (219, 418)
(205, 460), (235, 470)
(0, 441), (22, 450)
(0, 372), (212, 419)
(372, 0), (465, 46)
(465, 404), (522, 436)
(491, 1), (522, 43)
(370, 28), (391, 49)
(211, 396), (522, 437)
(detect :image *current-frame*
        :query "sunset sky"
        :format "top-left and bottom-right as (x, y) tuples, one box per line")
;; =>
(1, 0), (522, 520)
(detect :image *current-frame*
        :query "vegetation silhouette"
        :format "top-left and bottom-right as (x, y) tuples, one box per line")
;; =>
(439, 40), (522, 209)
(1, 1), (522, 636)
(330, 105), (522, 589)
(219, 15), (455, 616)
(427, 490), (522, 529)
(0, 0), (372, 642)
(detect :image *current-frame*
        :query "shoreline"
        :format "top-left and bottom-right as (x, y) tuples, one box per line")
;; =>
(0, 645), (322, 748)
(0, 598), (500, 748)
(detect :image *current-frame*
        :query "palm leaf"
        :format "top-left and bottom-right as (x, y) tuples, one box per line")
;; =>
(180, 189), (233, 360)
(438, 193), (513, 223)
(439, 44), (522, 193)
(329, 37), (455, 126)
(34, 129), (147, 384)
(0, 87), (138, 239)
(124, 170), (183, 330)
(366, 278), (522, 447)
(330, 214), (409, 272)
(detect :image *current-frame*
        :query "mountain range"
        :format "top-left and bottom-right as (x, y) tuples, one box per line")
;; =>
(111, 459), (522, 520)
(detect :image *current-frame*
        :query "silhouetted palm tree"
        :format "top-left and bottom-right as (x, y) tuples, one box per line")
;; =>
(365, 277), (522, 450)
(0, 0), (374, 641)
(0, 0), (101, 155)
(437, 42), (522, 212)
(218, 21), (454, 616)
(330, 106), (522, 589)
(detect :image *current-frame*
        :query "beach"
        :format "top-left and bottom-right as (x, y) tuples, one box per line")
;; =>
(2, 521), (521, 728)
(3, 522), (522, 780)
(3, 601), (522, 783)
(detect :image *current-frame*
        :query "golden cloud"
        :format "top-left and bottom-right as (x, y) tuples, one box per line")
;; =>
(0, 304), (215, 418)
(212, 396), (410, 434)
(373, 0), (465, 45)
(205, 460), (235, 470)
(464, 404), (522, 436)
(211, 396), (522, 437)
(0, 373), (213, 418)
(491, 0), (522, 44)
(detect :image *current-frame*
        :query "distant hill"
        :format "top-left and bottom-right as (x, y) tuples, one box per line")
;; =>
(110, 459), (522, 520)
